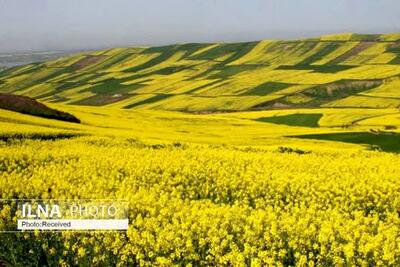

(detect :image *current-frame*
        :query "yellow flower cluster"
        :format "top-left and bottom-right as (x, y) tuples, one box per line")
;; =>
(1, 136), (400, 266)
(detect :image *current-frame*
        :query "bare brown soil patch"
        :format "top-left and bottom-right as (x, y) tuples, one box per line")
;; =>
(72, 94), (132, 106)
(71, 55), (107, 70)
(329, 42), (376, 64)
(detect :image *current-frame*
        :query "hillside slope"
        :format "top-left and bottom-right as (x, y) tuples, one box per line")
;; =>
(0, 93), (80, 123)
(1, 33), (400, 112)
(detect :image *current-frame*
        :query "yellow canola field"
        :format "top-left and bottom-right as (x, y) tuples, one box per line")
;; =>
(1, 137), (400, 266)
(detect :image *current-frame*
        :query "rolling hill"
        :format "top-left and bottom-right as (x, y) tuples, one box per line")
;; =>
(0, 93), (80, 123)
(1, 33), (400, 152)
(3, 34), (400, 265)
(1, 33), (400, 112)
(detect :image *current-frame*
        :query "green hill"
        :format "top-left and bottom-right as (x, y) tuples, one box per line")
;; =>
(1, 33), (400, 112)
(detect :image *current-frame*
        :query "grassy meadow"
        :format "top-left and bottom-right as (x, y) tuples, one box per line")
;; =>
(1, 33), (400, 266)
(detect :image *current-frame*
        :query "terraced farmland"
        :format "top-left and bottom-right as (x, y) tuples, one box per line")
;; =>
(1, 33), (400, 112)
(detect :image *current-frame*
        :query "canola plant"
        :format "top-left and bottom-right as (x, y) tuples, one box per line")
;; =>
(1, 136), (400, 266)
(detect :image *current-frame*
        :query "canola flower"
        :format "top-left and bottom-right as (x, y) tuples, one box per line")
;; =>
(3, 34), (400, 112)
(0, 136), (400, 266)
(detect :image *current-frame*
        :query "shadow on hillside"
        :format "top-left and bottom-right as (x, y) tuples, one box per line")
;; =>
(291, 132), (400, 153)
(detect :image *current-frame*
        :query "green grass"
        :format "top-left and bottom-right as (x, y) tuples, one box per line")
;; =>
(189, 42), (257, 63)
(124, 49), (176, 73)
(256, 113), (323, 127)
(390, 55), (400, 64)
(222, 42), (259, 64)
(301, 80), (382, 104)
(152, 66), (192, 75)
(176, 43), (213, 58)
(242, 82), (293, 96)
(1, 63), (43, 78)
(252, 79), (383, 108)
(123, 94), (173, 109)
(351, 33), (381, 41)
(386, 44), (400, 53)
(293, 132), (400, 152)
(70, 94), (132, 106)
(298, 43), (342, 65)
(207, 65), (260, 79)
(85, 52), (132, 71)
(276, 64), (354, 73)
(87, 79), (143, 95)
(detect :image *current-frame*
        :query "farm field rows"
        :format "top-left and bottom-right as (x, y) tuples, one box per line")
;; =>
(1, 104), (400, 151)
(1, 33), (400, 266)
(1, 33), (400, 112)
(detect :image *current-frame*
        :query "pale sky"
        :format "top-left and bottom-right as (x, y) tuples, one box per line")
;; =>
(0, 0), (399, 53)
